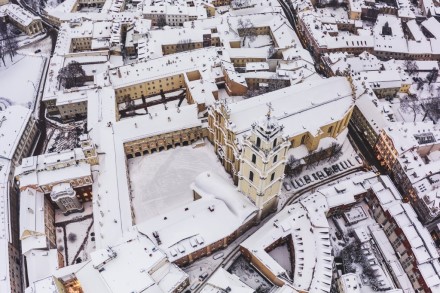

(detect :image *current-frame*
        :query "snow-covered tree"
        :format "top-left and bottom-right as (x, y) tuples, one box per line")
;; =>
(58, 61), (87, 89)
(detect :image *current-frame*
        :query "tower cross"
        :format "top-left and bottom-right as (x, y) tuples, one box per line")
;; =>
(266, 102), (273, 119)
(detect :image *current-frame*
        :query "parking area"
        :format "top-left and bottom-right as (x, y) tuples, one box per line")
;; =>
(283, 157), (362, 192)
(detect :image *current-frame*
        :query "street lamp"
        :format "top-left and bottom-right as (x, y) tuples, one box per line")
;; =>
(27, 80), (37, 92)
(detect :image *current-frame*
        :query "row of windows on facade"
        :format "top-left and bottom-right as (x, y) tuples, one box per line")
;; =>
(251, 153), (278, 164)
(249, 170), (276, 182)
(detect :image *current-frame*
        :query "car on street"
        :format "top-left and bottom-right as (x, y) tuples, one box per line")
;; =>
(332, 164), (340, 172)
(199, 272), (208, 281)
(290, 179), (298, 189)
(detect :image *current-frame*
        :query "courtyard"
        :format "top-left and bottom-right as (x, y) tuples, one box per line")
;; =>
(128, 140), (232, 223)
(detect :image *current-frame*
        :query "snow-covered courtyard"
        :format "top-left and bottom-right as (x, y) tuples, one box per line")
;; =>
(55, 202), (95, 266)
(128, 141), (232, 223)
(0, 54), (45, 108)
(228, 255), (273, 291)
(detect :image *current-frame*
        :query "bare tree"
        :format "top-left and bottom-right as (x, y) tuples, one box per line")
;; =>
(231, 0), (251, 8)
(422, 97), (440, 122)
(0, 23), (18, 62)
(157, 15), (166, 28)
(400, 95), (422, 122)
(417, 79), (424, 90)
(176, 38), (193, 53)
(285, 156), (302, 178)
(237, 18), (257, 47)
(245, 77), (289, 98)
(427, 67), (439, 84)
(327, 142), (343, 162)
(404, 60), (419, 76)
(267, 78), (289, 92)
(57, 61), (86, 89)
(0, 42), (6, 67)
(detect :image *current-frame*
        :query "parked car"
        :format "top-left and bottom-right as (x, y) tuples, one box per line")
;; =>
(332, 164), (341, 172)
(312, 173), (318, 180)
(324, 167), (332, 176)
(34, 49), (41, 54)
(283, 182), (292, 191)
(304, 175), (311, 183)
(199, 272), (208, 281)
(295, 179), (303, 187)
(290, 179), (298, 189)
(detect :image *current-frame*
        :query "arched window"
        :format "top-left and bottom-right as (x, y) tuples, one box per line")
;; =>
(273, 139), (277, 148)
(256, 137), (261, 148)
(273, 155), (278, 163)
(249, 171), (254, 182)
(252, 154), (256, 164)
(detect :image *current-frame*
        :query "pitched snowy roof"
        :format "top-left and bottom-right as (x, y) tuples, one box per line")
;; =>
(76, 229), (188, 293)
(138, 172), (257, 262)
(421, 17), (440, 39)
(240, 192), (332, 292)
(0, 105), (32, 160)
(1, 4), (40, 26)
(200, 268), (254, 293)
(106, 47), (221, 89)
(19, 188), (47, 254)
(222, 76), (353, 137)
(86, 86), (202, 248)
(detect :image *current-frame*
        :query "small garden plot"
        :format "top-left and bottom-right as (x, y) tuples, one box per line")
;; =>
(55, 202), (94, 265)
(65, 217), (94, 265)
(228, 255), (273, 291)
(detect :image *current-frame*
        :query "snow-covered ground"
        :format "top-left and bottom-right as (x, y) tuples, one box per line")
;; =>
(228, 255), (273, 290)
(329, 202), (396, 292)
(55, 202), (95, 266)
(128, 141), (232, 223)
(218, 88), (244, 103)
(246, 35), (272, 48)
(278, 137), (363, 209)
(18, 36), (53, 57)
(0, 53), (45, 108)
(268, 243), (292, 276)
(44, 119), (86, 153)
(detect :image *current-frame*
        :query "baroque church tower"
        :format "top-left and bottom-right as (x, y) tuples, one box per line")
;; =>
(238, 105), (290, 220)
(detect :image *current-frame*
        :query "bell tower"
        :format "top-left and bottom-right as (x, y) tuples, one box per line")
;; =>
(238, 104), (290, 221)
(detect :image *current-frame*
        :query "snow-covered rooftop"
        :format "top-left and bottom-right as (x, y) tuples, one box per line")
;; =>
(241, 192), (333, 292)
(0, 106), (31, 159)
(74, 228), (188, 293)
(220, 76), (353, 137)
(138, 171), (257, 262)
